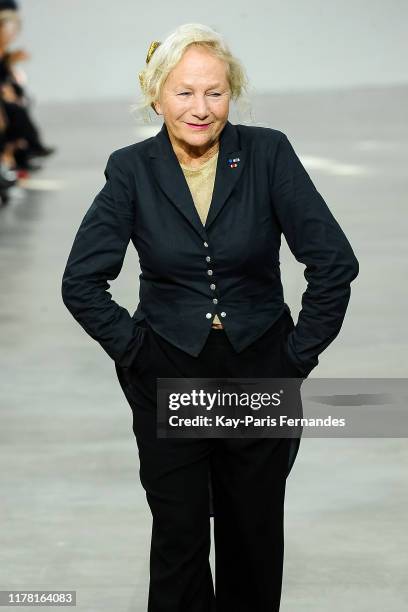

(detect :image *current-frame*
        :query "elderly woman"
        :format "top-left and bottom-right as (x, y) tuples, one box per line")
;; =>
(61, 22), (359, 612)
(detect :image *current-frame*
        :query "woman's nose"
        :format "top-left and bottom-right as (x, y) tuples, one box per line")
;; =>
(190, 95), (210, 117)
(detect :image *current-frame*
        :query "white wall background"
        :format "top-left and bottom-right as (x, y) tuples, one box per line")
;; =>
(15, 0), (408, 103)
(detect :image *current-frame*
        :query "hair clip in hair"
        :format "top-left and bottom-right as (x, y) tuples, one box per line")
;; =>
(138, 40), (161, 93)
(146, 40), (161, 64)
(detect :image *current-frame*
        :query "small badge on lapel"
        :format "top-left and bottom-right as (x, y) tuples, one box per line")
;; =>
(227, 157), (240, 168)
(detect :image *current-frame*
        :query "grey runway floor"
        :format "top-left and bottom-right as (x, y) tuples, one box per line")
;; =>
(0, 86), (407, 611)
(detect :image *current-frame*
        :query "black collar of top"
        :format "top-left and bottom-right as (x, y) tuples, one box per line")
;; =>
(0, 0), (19, 10)
(147, 120), (244, 240)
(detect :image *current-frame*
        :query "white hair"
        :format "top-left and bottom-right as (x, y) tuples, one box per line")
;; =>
(132, 22), (252, 124)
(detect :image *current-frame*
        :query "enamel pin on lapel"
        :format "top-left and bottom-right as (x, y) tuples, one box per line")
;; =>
(228, 157), (240, 168)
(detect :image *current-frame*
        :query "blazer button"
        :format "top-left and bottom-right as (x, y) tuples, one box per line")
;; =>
(207, 269), (213, 276)
(213, 298), (218, 304)
(220, 312), (226, 317)
(205, 256), (211, 262)
(206, 312), (212, 319)
(210, 283), (216, 290)
(204, 241), (209, 247)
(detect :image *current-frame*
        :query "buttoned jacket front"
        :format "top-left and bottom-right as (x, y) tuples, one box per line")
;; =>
(61, 120), (359, 377)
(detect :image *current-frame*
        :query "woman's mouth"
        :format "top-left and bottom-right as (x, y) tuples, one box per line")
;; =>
(185, 122), (211, 131)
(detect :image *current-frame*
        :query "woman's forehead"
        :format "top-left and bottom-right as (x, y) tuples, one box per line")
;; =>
(168, 55), (229, 82)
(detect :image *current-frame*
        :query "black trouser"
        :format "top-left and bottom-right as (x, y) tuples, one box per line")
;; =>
(3, 101), (43, 148)
(115, 310), (302, 612)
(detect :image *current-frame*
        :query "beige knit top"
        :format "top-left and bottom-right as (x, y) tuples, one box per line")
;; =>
(180, 151), (222, 327)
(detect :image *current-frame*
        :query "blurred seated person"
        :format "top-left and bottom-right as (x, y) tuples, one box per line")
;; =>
(0, 1), (55, 172)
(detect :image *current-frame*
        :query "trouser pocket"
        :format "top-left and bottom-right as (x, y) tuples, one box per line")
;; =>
(115, 320), (152, 402)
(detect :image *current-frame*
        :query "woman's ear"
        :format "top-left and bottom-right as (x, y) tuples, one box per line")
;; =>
(152, 99), (162, 115)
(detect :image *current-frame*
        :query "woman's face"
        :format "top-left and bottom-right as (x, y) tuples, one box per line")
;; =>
(154, 45), (231, 156)
(0, 18), (20, 47)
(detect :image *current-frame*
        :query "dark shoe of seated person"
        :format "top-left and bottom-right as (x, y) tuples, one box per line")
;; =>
(25, 144), (57, 158)
(0, 188), (11, 206)
(14, 158), (43, 172)
(12, 149), (43, 172)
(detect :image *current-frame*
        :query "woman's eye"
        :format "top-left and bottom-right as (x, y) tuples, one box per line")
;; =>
(177, 92), (221, 97)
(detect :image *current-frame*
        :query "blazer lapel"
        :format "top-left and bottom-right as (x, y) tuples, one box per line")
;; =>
(148, 120), (245, 239)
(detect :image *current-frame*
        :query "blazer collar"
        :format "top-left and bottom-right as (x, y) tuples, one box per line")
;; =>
(148, 120), (244, 239)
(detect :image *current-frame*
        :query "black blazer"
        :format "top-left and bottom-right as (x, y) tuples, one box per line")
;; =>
(61, 120), (359, 377)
